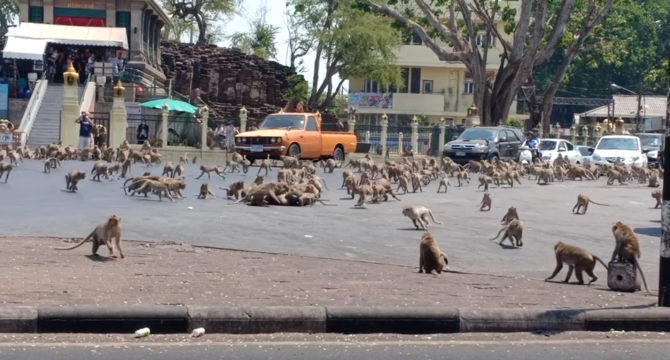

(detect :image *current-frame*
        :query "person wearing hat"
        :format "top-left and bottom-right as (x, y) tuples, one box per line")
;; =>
(75, 111), (94, 149)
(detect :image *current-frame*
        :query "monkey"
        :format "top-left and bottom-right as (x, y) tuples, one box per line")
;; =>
(91, 162), (110, 181)
(572, 194), (609, 215)
(479, 192), (492, 211)
(108, 163), (120, 177)
(257, 155), (272, 176)
(653, 190), (663, 209)
(436, 177), (451, 193)
(418, 233), (449, 274)
(8, 151), (22, 166)
(456, 170), (470, 186)
(395, 175), (410, 194)
(0, 162), (12, 182)
(648, 170), (660, 188)
(127, 179), (175, 202)
(64, 170), (86, 192)
(299, 192), (337, 206)
(489, 219), (524, 247)
(120, 158), (132, 178)
(240, 156), (252, 174)
(402, 205), (442, 230)
(192, 156), (197, 164)
(280, 154), (301, 168)
(322, 158), (338, 173)
(545, 241), (608, 285)
(220, 180), (246, 200)
(196, 165), (226, 180)
(197, 183), (216, 199)
(410, 173), (423, 193)
(500, 206), (519, 225)
(162, 161), (175, 177)
(353, 184), (373, 208)
(606, 169), (626, 185)
(233, 182), (284, 206)
(169, 164), (182, 178)
(54, 214), (124, 258)
(537, 168), (553, 185)
(179, 153), (189, 164)
(122, 175), (161, 195)
(478, 175), (492, 191)
(43, 157), (62, 173)
(142, 171), (151, 176)
(611, 221), (652, 294)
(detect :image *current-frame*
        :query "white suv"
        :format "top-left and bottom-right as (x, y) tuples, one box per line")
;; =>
(590, 135), (648, 167)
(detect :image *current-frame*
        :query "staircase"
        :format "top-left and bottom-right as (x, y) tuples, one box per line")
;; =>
(27, 84), (84, 148)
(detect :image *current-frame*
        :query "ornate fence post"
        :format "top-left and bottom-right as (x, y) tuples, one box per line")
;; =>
(570, 125), (576, 145)
(380, 113), (388, 154)
(365, 131), (370, 143)
(411, 115), (418, 152)
(161, 102), (169, 146)
(438, 118), (446, 154)
(398, 132), (404, 153)
(109, 80), (128, 148)
(200, 106), (209, 150)
(581, 125), (589, 146)
(239, 106), (248, 133)
(553, 123), (561, 138)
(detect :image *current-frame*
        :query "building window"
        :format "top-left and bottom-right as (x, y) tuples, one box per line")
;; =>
(364, 79), (387, 93)
(422, 80), (433, 94)
(29, 6), (44, 23)
(412, 32), (422, 45)
(410, 67), (421, 94)
(476, 33), (495, 47)
(116, 11), (131, 57)
(464, 81), (474, 94)
(400, 68), (409, 93)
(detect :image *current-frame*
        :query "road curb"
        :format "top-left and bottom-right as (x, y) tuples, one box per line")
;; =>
(0, 306), (668, 334)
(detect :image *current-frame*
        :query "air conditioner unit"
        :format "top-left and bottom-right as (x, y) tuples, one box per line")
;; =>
(33, 61), (44, 72)
(447, 87), (454, 96)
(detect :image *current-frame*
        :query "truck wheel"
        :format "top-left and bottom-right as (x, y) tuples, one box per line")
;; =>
(333, 146), (344, 162)
(489, 153), (499, 162)
(288, 143), (301, 157)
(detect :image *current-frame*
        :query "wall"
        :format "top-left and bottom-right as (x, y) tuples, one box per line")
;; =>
(8, 99), (29, 125)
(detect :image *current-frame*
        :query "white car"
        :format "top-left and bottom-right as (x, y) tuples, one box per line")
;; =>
(589, 135), (649, 167)
(538, 139), (583, 164)
(576, 146), (593, 164)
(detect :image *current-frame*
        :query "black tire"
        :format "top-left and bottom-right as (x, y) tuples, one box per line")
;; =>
(288, 143), (301, 157)
(489, 153), (499, 162)
(333, 146), (344, 162)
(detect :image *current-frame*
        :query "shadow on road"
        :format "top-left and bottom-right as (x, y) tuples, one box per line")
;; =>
(634, 227), (661, 237)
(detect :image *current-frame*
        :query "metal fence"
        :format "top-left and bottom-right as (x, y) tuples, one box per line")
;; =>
(89, 112), (110, 146)
(416, 125), (434, 155)
(126, 114), (162, 145)
(167, 115), (201, 147)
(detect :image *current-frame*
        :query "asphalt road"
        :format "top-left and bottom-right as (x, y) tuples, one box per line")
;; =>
(1, 160), (662, 284)
(0, 333), (666, 360)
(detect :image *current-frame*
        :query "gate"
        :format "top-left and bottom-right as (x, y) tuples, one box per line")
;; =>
(89, 112), (110, 146)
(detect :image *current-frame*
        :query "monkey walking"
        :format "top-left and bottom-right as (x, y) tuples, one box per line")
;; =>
(572, 194), (608, 215)
(0, 162), (13, 182)
(54, 214), (124, 258)
(402, 205), (442, 230)
(64, 170), (86, 192)
(545, 241), (608, 285)
(652, 190), (662, 209)
(489, 219), (524, 247)
(479, 192), (491, 211)
(197, 183), (216, 199)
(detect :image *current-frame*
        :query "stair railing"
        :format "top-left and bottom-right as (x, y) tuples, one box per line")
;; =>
(18, 72), (48, 147)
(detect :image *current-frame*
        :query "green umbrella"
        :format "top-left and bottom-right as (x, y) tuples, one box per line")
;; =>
(139, 98), (198, 114)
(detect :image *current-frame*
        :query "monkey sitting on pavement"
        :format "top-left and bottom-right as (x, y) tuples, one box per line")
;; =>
(418, 233), (449, 274)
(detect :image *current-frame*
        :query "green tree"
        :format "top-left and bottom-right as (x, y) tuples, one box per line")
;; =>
(0, 0), (18, 38)
(359, 0), (614, 127)
(290, 0), (404, 110)
(284, 74), (310, 108)
(161, 17), (197, 42)
(230, 1), (280, 59)
(530, 0), (666, 131)
(162, 0), (241, 45)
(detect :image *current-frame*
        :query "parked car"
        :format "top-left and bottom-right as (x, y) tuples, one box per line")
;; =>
(589, 135), (648, 167)
(634, 133), (663, 166)
(537, 139), (583, 164)
(576, 145), (593, 163)
(235, 112), (357, 162)
(442, 126), (524, 165)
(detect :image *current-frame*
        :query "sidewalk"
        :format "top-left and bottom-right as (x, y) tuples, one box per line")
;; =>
(0, 237), (653, 309)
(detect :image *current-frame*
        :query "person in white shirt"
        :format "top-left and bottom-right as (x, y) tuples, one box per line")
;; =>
(216, 124), (226, 146)
(225, 123), (238, 150)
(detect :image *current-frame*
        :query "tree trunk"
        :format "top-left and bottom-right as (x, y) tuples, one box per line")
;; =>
(196, 16), (208, 45)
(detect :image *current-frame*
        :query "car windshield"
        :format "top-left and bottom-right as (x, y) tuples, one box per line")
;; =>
(577, 147), (591, 156)
(638, 135), (661, 148)
(259, 115), (304, 130)
(458, 129), (496, 140)
(539, 141), (557, 150)
(596, 138), (639, 151)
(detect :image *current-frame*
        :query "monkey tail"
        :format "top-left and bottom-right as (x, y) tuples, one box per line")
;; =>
(440, 252), (449, 266)
(489, 225), (508, 241)
(632, 258), (653, 295)
(320, 178), (329, 190)
(593, 256), (608, 271)
(54, 232), (93, 250)
(588, 200), (609, 206)
(427, 210), (442, 224)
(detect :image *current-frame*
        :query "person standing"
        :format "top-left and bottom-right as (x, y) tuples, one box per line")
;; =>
(137, 120), (149, 144)
(75, 112), (94, 149)
(225, 122), (238, 150)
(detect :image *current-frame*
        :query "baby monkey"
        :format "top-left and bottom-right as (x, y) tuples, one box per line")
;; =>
(197, 183), (216, 199)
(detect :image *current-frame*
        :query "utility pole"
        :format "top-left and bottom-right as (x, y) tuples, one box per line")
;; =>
(659, 14), (670, 307)
(635, 85), (642, 132)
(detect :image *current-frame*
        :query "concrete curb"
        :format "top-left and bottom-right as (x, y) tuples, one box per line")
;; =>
(0, 306), (667, 334)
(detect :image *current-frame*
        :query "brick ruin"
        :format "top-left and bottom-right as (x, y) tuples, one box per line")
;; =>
(159, 41), (297, 121)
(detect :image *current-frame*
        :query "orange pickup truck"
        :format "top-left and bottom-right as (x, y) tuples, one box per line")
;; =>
(234, 111), (357, 162)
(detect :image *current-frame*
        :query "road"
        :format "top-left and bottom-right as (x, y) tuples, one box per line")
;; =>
(0, 333), (666, 360)
(1, 160), (661, 283)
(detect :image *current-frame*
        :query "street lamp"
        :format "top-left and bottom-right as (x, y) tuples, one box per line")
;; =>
(611, 83), (643, 132)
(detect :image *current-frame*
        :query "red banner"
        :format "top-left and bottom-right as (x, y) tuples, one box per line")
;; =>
(54, 17), (106, 27)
